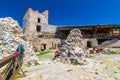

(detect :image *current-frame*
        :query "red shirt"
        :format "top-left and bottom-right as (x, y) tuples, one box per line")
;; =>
(55, 50), (60, 55)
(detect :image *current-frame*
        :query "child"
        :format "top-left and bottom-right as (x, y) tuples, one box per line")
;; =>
(53, 48), (60, 60)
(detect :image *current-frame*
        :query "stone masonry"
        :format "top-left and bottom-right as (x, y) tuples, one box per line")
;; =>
(22, 8), (60, 50)
(23, 8), (120, 50)
(22, 8), (100, 50)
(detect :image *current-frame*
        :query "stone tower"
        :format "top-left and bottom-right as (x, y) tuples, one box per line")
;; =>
(22, 8), (58, 50)
(23, 8), (49, 35)
(22, 8), (49, 45)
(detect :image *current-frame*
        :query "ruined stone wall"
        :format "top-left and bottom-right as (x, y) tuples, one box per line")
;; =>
(84, 38), (98, 48)
(59, 38), (98, 48)
(22, 8), (99, 50)
(23, 8), (57, 49)
(23, 8), (56, 35)
(23, 8), (48, 35)
(39, 38), (61, 50)
(0, 17), (38, 62)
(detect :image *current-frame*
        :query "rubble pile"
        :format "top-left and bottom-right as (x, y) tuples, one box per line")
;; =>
(99, 39), (119, 47)
(106, 39), (120, 48)
(0, 17), (38, 64)
(57, 29), (87, 64)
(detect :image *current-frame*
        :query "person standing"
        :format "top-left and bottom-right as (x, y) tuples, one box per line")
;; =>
(16, 44), (25, 66)
(53, 48), (60, 60)
(41, 45), (44, 51)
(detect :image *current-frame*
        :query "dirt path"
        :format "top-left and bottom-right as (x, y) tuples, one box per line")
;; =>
(20, 53), (120, 80)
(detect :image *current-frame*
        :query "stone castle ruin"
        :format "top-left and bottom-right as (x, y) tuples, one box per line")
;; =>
(22, 8), (120, 51)
(22, 8), (60, 50)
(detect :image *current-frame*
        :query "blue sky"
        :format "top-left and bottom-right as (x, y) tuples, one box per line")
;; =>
(0, 0), (120, 27)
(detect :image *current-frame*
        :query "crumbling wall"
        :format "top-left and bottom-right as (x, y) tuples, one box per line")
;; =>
(56, 29), (87, 64)
(39, 38), (61, 50)
(0, 17), (39, 66)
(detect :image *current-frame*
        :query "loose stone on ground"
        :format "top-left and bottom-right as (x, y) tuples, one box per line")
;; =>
(20, 53), (120, 80)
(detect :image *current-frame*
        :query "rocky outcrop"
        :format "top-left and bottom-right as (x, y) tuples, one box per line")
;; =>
(0, 17), (38, 65)
(56, 29), (87, 64)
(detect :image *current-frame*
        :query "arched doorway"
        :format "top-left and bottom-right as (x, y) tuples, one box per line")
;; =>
(41, 43), (47, 51)
(87, 41), (92, 48)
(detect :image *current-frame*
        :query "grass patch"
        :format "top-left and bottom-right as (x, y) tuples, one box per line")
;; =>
(22, 36), (27, 41)
(27, 61), (32, 67)
(34, 61), (40, 65)
(24, 70), (28, 73)
(1, 67), (8, 74)
(12, 70), (23, 80)
(72, 61), (80, 65)
(95, 72), (99, 75)
(100, 61), (104, 64)
(12, 78), (19, 80)
(118, 67), (120, 70)
(104, 51), (120, 54)
(103, 49), (120, 54)
(87, 54), (94, 58)
(67, 69), (72, 72)
(36, 50), (54, 59)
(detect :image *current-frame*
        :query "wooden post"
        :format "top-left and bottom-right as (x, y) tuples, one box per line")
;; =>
(10, 58), (16, 80)
(0, 53), (25, 80)
(0, 74), (2, 80)
(15, 58), (25, 78)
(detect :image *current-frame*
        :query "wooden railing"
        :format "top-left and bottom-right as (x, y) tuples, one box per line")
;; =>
(0, 53), (25, 80)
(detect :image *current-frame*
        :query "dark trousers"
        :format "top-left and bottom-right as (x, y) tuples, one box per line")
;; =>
(53, 55), (59, 60)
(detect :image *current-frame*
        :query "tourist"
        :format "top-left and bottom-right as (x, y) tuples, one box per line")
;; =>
(16, 44), (25, 66)
(41, 45), (44, 51)
(33, 46), (37, 52)
(58, 42), (61, 48)
(53, 48), (60, 60)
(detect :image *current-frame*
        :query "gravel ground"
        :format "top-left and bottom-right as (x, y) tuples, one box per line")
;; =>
(19, 53), (120, 80)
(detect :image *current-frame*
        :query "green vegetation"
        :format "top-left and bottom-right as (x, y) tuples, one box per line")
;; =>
(12, 78), (19, 80)
(34, 60), (39, 65)
(36, 49), (41, 52)
(100, 61), (104, 64)
(22, 36), (27, 41)
(12, 70), (24, 80)
(27, 61), (32, 67)
(118, 67), (120, 70)
(105, 66), (108, 69)
(103, 48), (120, 54)
(114, 71), (117, 73)
(104, 51), (120, 54)
(36, 50), (54, 59)
(24, 70), (28, 73)
(95, 71), (99, 75)
(72, 61), (80, 65)
(87, 54), (94, 58)
(67, 69), (72, 72)
(92, 46), (98, 48)
(1, 67), (8, 74)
